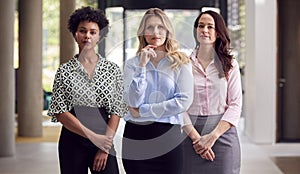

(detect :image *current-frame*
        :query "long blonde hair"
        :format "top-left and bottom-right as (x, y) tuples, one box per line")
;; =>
(136, 8), (189, 69)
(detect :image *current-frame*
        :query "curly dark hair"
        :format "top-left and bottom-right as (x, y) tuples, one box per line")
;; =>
(193, 10), (233, 79)
(68, 6), (109, 41)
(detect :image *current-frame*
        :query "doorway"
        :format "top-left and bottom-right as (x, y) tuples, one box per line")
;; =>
(277, 0), (300, 142)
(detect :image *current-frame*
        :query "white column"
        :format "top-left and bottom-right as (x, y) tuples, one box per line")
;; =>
(244, 0), (277, 143)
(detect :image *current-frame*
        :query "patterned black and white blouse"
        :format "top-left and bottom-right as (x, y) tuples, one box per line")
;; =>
(47, 54), (127, 122)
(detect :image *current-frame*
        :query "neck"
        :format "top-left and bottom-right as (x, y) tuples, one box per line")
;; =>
(197, 45), (214, 61)
(78, 50), (98, 63)
(151, 50), (167, 63)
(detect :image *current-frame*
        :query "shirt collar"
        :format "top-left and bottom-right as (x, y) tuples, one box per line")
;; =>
(70, 53), (102, 72)
(190, 48), (198, 62)
(190, 46), (216, 64)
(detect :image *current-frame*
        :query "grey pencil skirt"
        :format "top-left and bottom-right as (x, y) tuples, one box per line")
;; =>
(183, 114), (241, 174)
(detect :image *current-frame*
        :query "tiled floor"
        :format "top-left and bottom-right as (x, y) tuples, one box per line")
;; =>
(271, 156), (300, 174)
(1, 118), (300, 174)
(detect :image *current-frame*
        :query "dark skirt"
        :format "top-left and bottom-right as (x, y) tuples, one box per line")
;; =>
(183, 115), (241, 174)
(58, 106), (119, 174)
(122, 121), (184, 174)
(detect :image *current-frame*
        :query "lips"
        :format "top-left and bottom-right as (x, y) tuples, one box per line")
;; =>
(82, 40), (91, 45)
(151, 36), (161, 40)
(200, 34), (209, 40)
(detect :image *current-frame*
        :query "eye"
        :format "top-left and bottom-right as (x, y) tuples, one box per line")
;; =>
(158, 25), (164, 29)
(198, 24), (205, 28)
(146, 25), (153, 30)
(79, 29), (87, 34)
(90, 31), (97, 35)
(208, 26), (215, 30)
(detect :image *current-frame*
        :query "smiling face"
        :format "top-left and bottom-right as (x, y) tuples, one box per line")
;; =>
(143, 16), (167, 51)
(75, 21), (100, 52)
(196, 13), (217, 46)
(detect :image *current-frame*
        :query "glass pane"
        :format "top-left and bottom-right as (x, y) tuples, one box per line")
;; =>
(165, 9), (200, 56)
(105, 7), (125, 68)
(124, 10), (147, 61)
(106, 8), (200, 68)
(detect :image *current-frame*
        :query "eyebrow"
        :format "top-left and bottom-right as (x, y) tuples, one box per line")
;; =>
(78, 26), (99, 31)
(198, 22), (215, 26)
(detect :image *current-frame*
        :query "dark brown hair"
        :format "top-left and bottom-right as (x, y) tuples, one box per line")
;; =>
(193, 10), (233, 79)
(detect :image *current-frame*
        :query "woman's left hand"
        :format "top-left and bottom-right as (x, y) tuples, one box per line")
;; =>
(128, 107), (140, 118)
(193, 134), (217, 160)
(93, 149), (109, 171)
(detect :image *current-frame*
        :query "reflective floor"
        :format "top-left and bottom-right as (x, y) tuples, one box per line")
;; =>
(1, 117), (300, 174)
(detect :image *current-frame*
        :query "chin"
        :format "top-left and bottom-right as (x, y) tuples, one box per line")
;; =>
(152, 42), (164, 47)
(199, 41), (213, 45)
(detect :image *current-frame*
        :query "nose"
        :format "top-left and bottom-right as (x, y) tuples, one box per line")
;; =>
(202, 26), (209, 33)
(153, 26), (159, 34)
(85, 31), (92, 38)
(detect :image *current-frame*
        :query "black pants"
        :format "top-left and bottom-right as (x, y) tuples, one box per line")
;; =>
(58, 127), (119, 174)
(122, 121), (184, 174)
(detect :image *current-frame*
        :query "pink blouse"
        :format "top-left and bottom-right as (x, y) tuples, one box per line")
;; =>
(187, 49), (243, 127)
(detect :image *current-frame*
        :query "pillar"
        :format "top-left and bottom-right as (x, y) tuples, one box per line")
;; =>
(0, 0), (16, 157)
(244, 0), (277, 143)
(18, 0), (43, 137)
(60, 0), (76, 64)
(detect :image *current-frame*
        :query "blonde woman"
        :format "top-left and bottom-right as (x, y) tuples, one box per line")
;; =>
(122, 8), (194, 174)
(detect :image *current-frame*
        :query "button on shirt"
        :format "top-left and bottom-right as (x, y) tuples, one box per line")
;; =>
(47, 54), (127, 122)
(123, 56), (194, 125)
(187, 49), (242, 127)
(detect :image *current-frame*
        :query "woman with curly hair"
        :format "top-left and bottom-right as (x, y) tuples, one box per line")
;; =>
(122, 8), (194, 174)
(47, 6), (126, 174)
(182, 10), (243, 174)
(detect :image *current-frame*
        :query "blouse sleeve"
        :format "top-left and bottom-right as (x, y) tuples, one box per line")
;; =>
(139, 63), (194, 118)
(47, 67), (70, 122)
(110, 64), (128, 117)
(123, 58), (147, 107)
(222, 59), (243, 127)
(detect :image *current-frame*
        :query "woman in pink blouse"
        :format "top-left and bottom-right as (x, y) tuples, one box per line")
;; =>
(182, 10), (243, 174)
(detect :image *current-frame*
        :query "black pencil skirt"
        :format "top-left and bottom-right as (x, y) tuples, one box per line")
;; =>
(122, 121), (184, 174)
(182, 114), (241, 174)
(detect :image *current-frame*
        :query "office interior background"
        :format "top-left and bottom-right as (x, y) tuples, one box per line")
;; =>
(0, 0), (300, 173)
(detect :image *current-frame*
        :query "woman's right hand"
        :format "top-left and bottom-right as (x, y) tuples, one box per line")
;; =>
(93, 149), (109, 171)
(55, 112), (113, 153)
(139, 45), (157, 67)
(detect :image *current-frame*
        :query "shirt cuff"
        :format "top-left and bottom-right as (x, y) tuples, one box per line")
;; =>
(135, 66), (146, 77)
(139, 104), (150, 117)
